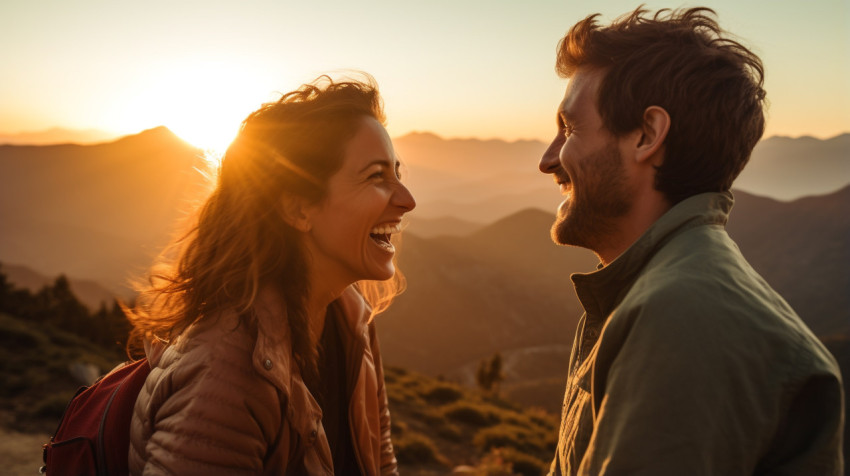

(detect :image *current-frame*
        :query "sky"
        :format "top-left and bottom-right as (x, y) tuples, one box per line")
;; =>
(1, 0), (848, 150)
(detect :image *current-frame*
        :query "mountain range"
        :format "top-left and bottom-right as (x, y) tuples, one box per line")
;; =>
(395, 131), (850, 226)
(0, 127), (119, 146)
(0, 127), (210, 295)
(1, 127), (848, 411)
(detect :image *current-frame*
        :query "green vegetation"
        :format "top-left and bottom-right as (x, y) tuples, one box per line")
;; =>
(385, 366), (558, 475)
(0, 265), (129, 432)
(0, 265), (560, 474)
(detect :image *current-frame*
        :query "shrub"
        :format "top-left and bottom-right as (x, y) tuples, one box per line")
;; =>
(497, 447), (547, 476)
(31, 391), (76, 420)
(394, 432), (447, 467)
(422, 384), (463, 406)
(442, 402), (500, 428)
(526, 407), (558, 429)
(390, 419), (407, 437)
(435, 422), (462, 442)
(410, 405), (446, 427)
(473, 424), (545, 454)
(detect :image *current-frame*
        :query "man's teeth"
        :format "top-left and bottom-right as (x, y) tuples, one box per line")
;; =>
(370, 224), (402, 235)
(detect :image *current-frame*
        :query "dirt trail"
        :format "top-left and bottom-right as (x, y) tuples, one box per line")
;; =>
(0, 427), (49, 475)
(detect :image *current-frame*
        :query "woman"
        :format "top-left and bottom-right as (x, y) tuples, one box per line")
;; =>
(126, 75), (414, 475)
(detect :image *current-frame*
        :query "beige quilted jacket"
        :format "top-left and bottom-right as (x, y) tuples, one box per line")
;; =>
(128, 285), (398, 475)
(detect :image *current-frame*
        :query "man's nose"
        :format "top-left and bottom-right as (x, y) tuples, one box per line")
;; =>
(539, 136), (564, 173)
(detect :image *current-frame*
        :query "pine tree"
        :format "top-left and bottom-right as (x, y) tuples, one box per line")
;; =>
(475, 352), (506, 396)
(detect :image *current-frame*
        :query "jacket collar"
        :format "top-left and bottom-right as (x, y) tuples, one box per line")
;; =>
(251, 284), (372, 393)
(570, 191), (734, 318)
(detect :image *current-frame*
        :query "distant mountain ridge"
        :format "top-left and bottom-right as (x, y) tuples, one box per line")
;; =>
(381, 187), (850, 410)
(735, 133), (850, 200)
(0, 127), (119, 145)
(0, 126), (209, 294)
(394, 131), (850, 225)
(0, 262), (115, 311)
(1, 128), (848, 414)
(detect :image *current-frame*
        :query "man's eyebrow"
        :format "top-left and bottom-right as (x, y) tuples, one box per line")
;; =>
(558, 110), (570, 128)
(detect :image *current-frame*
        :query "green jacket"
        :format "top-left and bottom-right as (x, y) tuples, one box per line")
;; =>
(550, 192), (844, 475)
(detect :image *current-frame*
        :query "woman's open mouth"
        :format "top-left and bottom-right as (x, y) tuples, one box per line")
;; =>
(369, 223), (401, 252)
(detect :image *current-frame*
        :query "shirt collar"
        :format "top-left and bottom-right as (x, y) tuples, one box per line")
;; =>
(570, 191), (734, 318)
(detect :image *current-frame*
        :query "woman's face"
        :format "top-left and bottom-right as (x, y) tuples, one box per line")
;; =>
(302, 116), (416, 287)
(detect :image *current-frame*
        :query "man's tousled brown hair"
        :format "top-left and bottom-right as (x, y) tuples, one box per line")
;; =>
(557, 6), (766, 203)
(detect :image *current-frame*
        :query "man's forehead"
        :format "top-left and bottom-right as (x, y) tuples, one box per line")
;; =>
(560, 70), (601, 116)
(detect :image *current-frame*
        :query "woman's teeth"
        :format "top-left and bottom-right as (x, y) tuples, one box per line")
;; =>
(370, 223), (401, 235)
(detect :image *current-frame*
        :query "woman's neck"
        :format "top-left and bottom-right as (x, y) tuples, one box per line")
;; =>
(304, 282), (344, 347)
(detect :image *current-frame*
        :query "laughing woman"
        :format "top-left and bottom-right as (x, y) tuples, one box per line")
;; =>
(125, 76), (414, 475)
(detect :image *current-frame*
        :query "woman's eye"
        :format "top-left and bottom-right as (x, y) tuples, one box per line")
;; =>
(563, 124), (575, 137)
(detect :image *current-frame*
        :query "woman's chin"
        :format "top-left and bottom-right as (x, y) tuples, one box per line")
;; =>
(363, 264), (395, 282)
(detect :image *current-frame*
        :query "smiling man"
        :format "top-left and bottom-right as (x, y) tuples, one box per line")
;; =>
(539, 7), (844, 475)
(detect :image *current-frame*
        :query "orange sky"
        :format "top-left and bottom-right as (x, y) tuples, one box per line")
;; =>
(1, 0), (847, 150)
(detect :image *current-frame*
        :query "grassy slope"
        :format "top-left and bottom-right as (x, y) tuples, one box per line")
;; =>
(386, 366), (558, 475)
(0, 311), (558, 476)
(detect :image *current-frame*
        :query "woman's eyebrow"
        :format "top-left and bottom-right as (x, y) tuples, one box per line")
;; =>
(358, 158), (393, 174)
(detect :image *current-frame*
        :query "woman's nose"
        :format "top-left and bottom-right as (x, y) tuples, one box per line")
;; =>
(394, 182), (416, 212)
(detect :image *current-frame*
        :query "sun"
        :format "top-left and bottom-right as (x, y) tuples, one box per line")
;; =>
(115, 60), (278, 159)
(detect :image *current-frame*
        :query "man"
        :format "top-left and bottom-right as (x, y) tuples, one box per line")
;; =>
(539, 7), (844, 475)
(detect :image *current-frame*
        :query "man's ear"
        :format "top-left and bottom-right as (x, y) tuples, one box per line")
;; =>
(280, 196), (313, 232)
(635, 106), (670, 165)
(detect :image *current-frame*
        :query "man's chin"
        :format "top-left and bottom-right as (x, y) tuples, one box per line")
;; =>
(550, 216), (571, 246)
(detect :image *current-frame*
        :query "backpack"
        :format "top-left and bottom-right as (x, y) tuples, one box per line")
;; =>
(41, 358), (151, 476)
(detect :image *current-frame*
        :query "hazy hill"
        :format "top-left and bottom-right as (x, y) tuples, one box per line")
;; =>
(735, 133), (850, 201)
(1, 128), (848, 414)
(396, 131), (850, 225)
(380, 188), (850, 411)
(0, 262), (115, 311)
(0, 127), (119, 146)
(404, 215), (484, 239)
(0, 127), (210, 294)
(380, 208), (595, 408)
(727, 186), (850, 336)
(394, 132), (555, 223)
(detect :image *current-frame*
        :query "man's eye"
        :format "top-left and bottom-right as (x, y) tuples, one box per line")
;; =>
(563, 124), (575, 137)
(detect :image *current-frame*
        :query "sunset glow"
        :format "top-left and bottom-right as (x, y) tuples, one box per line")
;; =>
(0, 1), (847, 143)
(110, 60), (274, 152)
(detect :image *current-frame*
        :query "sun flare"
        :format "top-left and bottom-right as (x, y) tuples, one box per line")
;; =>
(115, 60), (277, 156)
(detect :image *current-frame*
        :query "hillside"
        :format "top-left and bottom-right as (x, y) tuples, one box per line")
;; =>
(2, 128), (848, 421)
(735, 133), (850, 201)
(379, 187), (850, 412)
(0, 127), (209, 294)
(0, 276), (558, 476)
(0, 262), (115, 311)
(728, 186), (850, 336)
(393, 131), (850, 223)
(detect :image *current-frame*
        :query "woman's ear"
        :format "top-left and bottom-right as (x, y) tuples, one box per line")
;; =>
(280, 196), (313, 232)
(635, 106), (670, 165)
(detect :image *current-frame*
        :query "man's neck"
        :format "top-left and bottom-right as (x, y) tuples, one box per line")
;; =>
(596, 193), (672, 266)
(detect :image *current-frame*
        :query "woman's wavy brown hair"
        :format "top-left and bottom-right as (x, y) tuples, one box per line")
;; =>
(125, 75), (405, 375)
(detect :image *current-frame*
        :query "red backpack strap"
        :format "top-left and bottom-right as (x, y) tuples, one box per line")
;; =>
(98, 358), (151, 474)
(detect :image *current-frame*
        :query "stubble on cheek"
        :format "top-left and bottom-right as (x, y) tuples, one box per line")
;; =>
(550, 142), (630, 249)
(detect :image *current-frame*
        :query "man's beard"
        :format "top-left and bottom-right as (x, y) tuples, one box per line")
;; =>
(552, 141), (633, 252)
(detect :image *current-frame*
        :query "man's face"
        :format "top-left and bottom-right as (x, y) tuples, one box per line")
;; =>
(538, 68), (634, 251)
